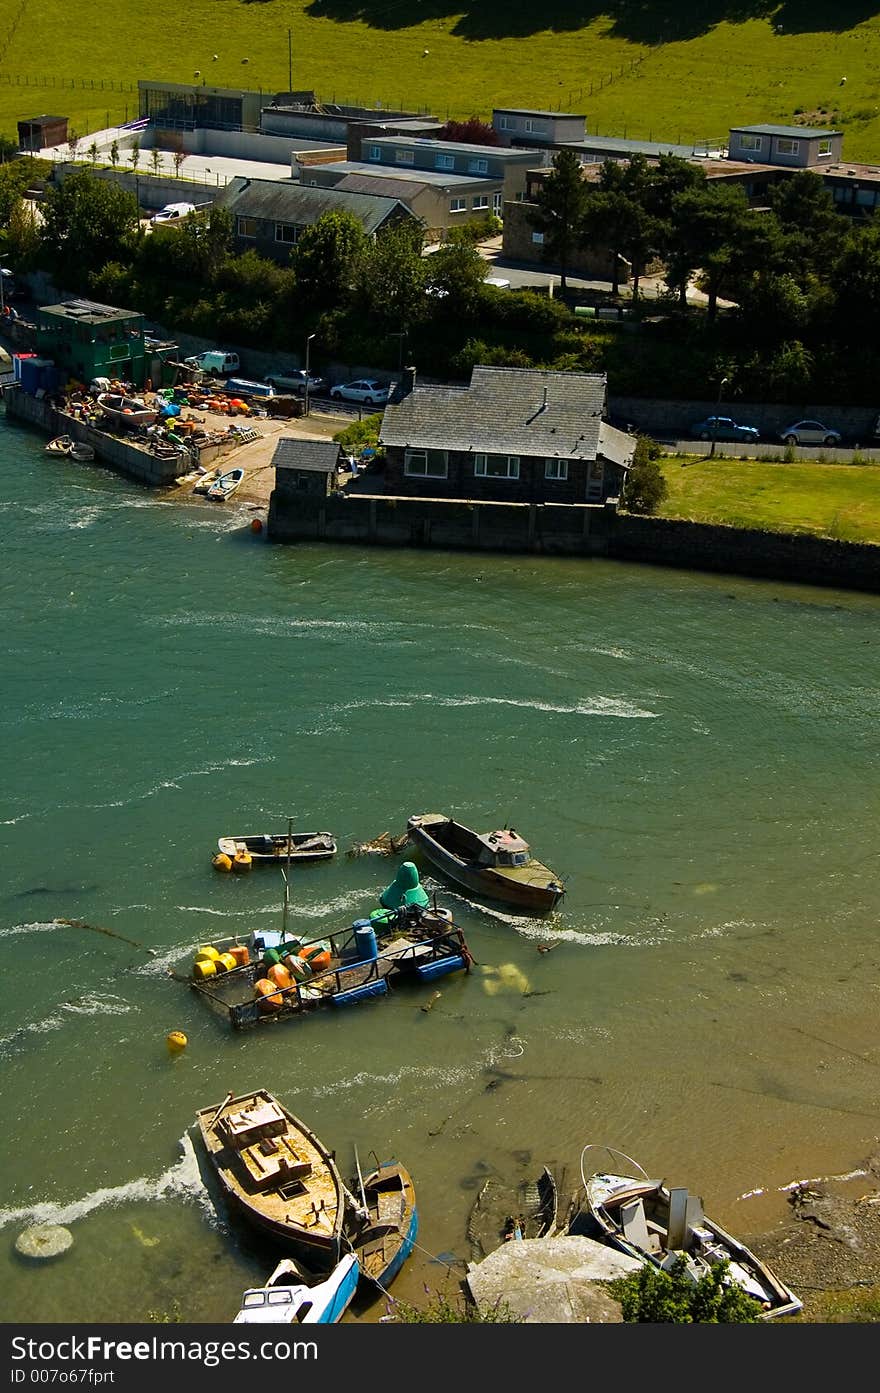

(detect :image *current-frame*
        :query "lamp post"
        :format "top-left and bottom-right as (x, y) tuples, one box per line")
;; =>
(389, 330), (406, 375)
(709, 376), (729, 458)
(304, 332), (316, 417)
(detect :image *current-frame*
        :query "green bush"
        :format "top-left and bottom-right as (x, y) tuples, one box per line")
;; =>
(333, 413), (384, 455)
(612, 1258), (762, 1323)
(622, 435), (669, 514)
(385, 1290), (521, 1323)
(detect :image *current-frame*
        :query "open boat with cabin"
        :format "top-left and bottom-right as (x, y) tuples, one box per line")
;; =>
(233, 1253), (359, 1324)
(407, 813), (564, 913)
(196, 1089), (351, 1269)
(216, 831), (337, 866)
(564, 1145), (802, 1319)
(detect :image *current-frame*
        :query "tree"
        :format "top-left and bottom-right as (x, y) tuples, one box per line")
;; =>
(87, 142), (98, 167)
(583, 156), (661, 301)
(109, 139), (119, 171)
(528, 148), (589, 293)
(614, 1258), (762, 1323)
(129, 138), (141, 173)
(767, 170), (842, 281)
(167, 134), (186, 179)
(149, 147), (162, 177)
(357, 217), (426, 328)
(424, 238), (486, 312)
(39, 168), (139, 283)
(671, 183), (778, 320)
(621, 436), (668, 514)
(435, 117), (500, 146)
(293, 209), (369, 307)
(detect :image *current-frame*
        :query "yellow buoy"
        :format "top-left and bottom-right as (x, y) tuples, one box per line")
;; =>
(166, 1030), (188, 1055)
(193, 959), (217, 980)
(214, 952), (237, 973)
(212, 853), (233, 872)
(195, 945), (221, 961)
(232, 848), (252, 873)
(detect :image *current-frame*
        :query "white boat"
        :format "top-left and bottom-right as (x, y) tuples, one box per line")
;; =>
(192, 468), (220, 494)
(566, 1145), (802, 1319)
(207, 467), (244, 500)
(45, 435), (72, 455)
(69, 443), (95, 462)
(96, 392), (158, 428)
(233, 1253), (359, 1325)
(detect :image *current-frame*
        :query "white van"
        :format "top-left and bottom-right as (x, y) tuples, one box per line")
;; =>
(151, 202), (197, 225)
(183, 350), (241, 376)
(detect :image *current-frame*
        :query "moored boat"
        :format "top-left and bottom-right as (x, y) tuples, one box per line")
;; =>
(96, 392), (158, 427)
(196, 1089), (351, 1269)
(233, 1253), (359, 1324)
(216, 832), (337, 865)
(192, 467), (220, 494)
(346, 1160), (418, 1290)
(406, 813), (564, 914)
(565, 1145), (802, 1319)
(207, 466), (244, 500)
(69, 443), (95, 462)
(45, 435), (72, 455)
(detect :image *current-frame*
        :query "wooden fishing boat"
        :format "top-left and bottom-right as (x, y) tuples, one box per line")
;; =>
(565, 1145), (802, 1319)
(196, 1089), (351, 1269)
(69, 443), (95, 462)
(406, 813), (564, 914)
(207, 466), (244, 500)
(216, 832), (337, 865)
(346, 1161), (418, 1289)
(233, 1253), (359, 1325)
(45, 435), (72, 455)
(96, 392), (158, 427)
(183, 906), (471, 1030)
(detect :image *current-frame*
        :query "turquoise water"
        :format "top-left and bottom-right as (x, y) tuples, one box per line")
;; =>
(2, 407), (880, 1321)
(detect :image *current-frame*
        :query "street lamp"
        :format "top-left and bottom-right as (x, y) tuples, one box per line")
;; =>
(709, 376), (729, 458)
(388, 330), (406, 375)
(304, 333), (316, 417)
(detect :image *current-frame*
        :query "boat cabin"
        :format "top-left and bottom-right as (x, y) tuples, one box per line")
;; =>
(220, 1099), (314, 1191)
(476, 829), (532, 868)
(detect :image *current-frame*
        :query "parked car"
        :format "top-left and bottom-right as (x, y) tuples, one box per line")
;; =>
(150, 202), (197, 225)
(183, 350), (241, 376)
(329, 378), (392, 406)
(265, 369), (327, 396)
(872, 413), (880, 440)
(691, 416), (760, 443)
(779, 420), (841, 446)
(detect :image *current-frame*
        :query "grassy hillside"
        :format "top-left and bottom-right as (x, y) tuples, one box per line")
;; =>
(2, 4), (880, 160)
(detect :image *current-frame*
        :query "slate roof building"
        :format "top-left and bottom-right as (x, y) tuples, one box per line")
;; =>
(379, 366), (634, 503)
(217, 177), (416, 261)
(270, 437), (343, 498)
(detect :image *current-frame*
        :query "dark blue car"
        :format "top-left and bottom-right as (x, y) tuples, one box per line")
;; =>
(691, 416), (760, 443)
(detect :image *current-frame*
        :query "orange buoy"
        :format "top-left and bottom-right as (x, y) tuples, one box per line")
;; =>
(267, 962), (293, 990)
(250, 517), (263, 534)
(228, 944), (250, 967)
(255, 978), (283, 1012)
(166, 1030), (187, 1055)
(299, 946), (331, 974)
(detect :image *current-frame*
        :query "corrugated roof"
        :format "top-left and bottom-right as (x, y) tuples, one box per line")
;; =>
(218, 177), (412, 234)
(380, 366), (614, 459)
(271, 437), (341, 472)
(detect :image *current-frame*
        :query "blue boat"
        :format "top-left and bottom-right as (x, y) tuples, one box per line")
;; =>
(347, 1162), (418, 1290)
(233, 1253), (359, 1324)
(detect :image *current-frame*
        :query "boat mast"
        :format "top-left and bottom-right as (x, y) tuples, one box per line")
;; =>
(281, 815), (293, 939)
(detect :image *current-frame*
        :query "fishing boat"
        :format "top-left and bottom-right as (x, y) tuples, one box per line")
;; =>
(69, 443), (95, 462)
(196, 1089), (351, 1269)
(565, 1145), (802, 1319)
(96, 392), (158, 427)
(182, 904), (471, 1030)
(216, 832), (337, 866)
(406, 813), (565, 914)
(45, 435), (72, 455)
(207, 467), (245, 500)
(346, 1160), (418, 1289)
(233, 1253), (359, 1325)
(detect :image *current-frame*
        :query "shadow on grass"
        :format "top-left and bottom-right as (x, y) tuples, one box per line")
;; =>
(302, 0), (880, 44)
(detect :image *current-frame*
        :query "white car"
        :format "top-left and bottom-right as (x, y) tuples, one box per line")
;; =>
(329, 378), (392, 406)
(779, 420), (841, 446)
(265, 370), (327, 396)
(151, 202), (196, 225)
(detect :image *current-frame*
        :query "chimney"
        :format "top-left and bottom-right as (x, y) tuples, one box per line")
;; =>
(396, 365), (417, 400)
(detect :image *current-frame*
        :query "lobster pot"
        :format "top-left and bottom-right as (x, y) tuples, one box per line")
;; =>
(354, 922), (378, 962)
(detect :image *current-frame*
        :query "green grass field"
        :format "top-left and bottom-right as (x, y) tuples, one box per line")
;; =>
(658, 456), (880, 544)
(2, 5), (880, 160)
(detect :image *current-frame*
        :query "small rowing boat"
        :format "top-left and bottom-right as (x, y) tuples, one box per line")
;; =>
(207, 467), (244, 500)
(407, 813), (564, 914)
(346, 1160), (418, 1290)
(45, 436), (72, 455)
(216, 832), (337, 865)
(69, 443), (95, 462)
(233, 1253), (359, 1325)
(192, 468), (220, 494)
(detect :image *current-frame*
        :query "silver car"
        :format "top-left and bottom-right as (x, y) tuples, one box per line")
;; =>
(780, 420), (841, 446)
(329, 379), (392, 406)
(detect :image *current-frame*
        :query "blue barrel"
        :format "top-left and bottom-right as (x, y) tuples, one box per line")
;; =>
(354, 923), (378, 962)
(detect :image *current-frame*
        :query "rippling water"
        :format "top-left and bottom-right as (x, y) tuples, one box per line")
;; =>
(2, 408), (879, 1321)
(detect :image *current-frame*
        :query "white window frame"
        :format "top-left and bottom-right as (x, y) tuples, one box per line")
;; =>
(739, 134), (763, 152)
(404, 448), (447, 479)
(449, 196), (467, 213)
(524, 119), (546, 134)
(472, 194), (489, 210)
(274, 222), (298, 244)
(498, 116), (514, 131)
(544, 458), (568, 481)
(493, 192), (503, 216)
(395, 149), (414, 165)
(468, 157), (489, 174)
(817, 138), (833, 158)
(368, 145), (381, 160)
(435, 153), (455, 171)
(475, 454), (520, 480)
(237, 216), (257, 239)
(776, 137), (799, 155)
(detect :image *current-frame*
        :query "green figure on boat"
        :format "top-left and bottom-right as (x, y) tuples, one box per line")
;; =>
(379, 861), (430, 911)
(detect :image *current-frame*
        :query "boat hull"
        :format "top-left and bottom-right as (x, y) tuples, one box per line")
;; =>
(217, 833), (337, 864)
(407, 820), (562, 913)
(234, 1254), (359, 1324)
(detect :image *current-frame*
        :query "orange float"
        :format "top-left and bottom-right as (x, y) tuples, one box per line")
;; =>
(299, 945), (331, 973)
(255, 978), (283, 1012)
(228, 944), (250, 967)
(267, 962), (293, 990)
